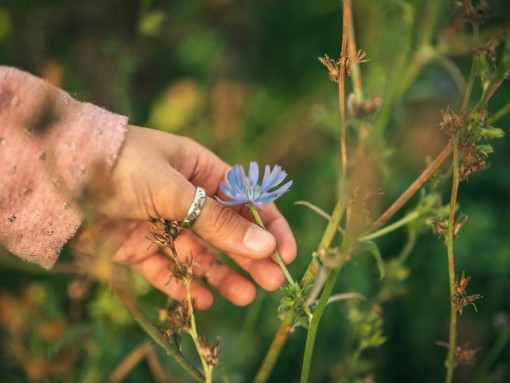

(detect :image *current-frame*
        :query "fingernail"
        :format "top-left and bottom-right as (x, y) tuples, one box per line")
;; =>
(243, 226), (275, 252)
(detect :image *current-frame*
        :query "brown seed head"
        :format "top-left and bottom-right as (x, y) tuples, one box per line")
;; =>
(318, 54), (341, 83)
(451, 271), (483, 315)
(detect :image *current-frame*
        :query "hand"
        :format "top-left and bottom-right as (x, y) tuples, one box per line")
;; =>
(71, 125), (297, 310)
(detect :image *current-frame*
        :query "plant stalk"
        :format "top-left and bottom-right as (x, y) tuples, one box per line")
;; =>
(370, 143), (452, 232)
(115, 287), (204, 382)
(253, 199), (346, 382)
(339, 5), (348, 176)
(445, 133), (460, 383)
(184, 279), (213, 383)
(300, 267), (342, 383)
(253, 310), (296, 383)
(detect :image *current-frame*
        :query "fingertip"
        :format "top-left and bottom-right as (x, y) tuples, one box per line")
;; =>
(250, 260), (286, 291)
(242, 226), (276, 258)
(278, 237), (297, 265)
(190, 281), (214, 311)
(194, 198), (276, 260)
(229, 282), (256, 306)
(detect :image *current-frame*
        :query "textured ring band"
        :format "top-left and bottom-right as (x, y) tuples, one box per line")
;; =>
(181, 187), (207, 228)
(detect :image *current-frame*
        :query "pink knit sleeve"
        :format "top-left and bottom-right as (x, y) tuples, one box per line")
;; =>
(0, 66), (127, 269)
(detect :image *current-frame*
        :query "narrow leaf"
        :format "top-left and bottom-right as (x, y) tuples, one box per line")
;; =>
(360, 241), (385, 280)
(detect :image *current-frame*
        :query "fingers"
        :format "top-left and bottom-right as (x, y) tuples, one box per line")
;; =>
(128, 252), (214, 310)
(115, 223), (257, 307)
(192, 197), (277, 260)
(173, 231), (257, 306)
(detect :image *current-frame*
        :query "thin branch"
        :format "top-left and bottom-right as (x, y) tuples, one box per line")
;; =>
(115, 287), (204, 382)
(339, 8), (348, 176)
(370, 143), (452, 233)
(445, 135), (460, 383)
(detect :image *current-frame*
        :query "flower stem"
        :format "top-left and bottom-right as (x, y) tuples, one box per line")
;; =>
(253, 200), (347, 382)
(253, 310), (296, 383)
(445, 133), (460, 383)
(487, 101), (510, 124)
(359, 210), (420, 242)
(184, 278), (213, 383)
(300, 267), (341, 383)
(248, 204), (295, 285)
(338, 11), (348, 176)
(343, 0), (364, 102)
(115, 286), (204, 382)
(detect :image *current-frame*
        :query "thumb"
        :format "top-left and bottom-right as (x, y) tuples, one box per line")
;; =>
(190, 195), (276, 260)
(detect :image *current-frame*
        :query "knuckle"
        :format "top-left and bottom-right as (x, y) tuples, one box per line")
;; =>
(208, 204), (240, 237)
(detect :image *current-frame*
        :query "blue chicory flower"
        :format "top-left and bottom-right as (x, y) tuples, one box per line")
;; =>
(216, 162), (292, 209)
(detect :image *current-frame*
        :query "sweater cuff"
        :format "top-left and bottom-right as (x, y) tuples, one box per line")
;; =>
(0, 66), (127, 269)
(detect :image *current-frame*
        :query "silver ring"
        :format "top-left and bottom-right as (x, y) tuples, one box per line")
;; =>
(181, 187), (206, 228)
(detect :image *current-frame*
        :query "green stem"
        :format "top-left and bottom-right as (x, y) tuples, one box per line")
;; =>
(253, 200), (347, 383)
(343, 0), (364, 102)
(359, 210), (420, 242)
(115, 287), (204, 382)
(417, 0), (443, 49)
(253, 311), (296, 383)
(445, 133), (460, 383)
(487, 101), (510, 124)
(445, 21), (480, 382)
(248, 204), (294, 285)
(300, 267), (341, 383)
(461, 23), (479, 112)
(184, 279), (213, 383)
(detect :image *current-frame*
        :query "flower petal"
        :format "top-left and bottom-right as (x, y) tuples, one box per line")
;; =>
(215, 196), (248, 206)
(220, 182), (240, 200)
(258, 180), (293, 202)
(260, 165), (287, 194)
(248, 162), (259, 197)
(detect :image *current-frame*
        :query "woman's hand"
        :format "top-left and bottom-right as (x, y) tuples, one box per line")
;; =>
(71, 125), (297, 310)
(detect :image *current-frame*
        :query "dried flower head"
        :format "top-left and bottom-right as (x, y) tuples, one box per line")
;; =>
(451, 271), (483, 315)
(457, 0), (490, 22)
(198, 336), (221, 368)
(452, 213), (468, 239)
(216, 162), (292, 209)
(164, 300), (192, 332)
(346, 49), (369, 75)
(437, 341), (481, 365)
(459, 141), (489, 181)
(455, 343), (481, 365)
(347, 93), (382, 117)
(439, 107), (466, 136)
(167, 256), (194, 282)
(431, 217), (447, 238)
(147, 218), (182, 251)
(318, 54), (342, 83)
(480, 33), (502, 62)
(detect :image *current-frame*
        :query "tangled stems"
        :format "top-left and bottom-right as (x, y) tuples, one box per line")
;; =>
(183, 279), (214, 383)
(253, 199), (347, 383)
(115, 287), (204, 382)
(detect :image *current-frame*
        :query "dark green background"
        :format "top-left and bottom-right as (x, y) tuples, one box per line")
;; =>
(1, 0), (510, 382)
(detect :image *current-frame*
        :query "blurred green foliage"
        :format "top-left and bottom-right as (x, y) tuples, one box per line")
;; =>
(1, 0), (510, 382)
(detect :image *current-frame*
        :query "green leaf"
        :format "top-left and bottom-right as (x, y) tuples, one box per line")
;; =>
(360, 241), (385, 280)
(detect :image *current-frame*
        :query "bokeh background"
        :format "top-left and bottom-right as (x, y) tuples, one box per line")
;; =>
(1, 0), (510, 382)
